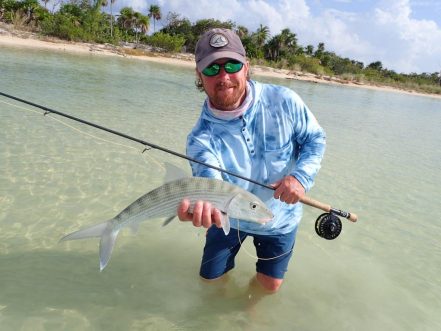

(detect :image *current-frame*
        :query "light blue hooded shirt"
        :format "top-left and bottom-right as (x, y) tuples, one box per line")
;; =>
(187, 80), (326, 235)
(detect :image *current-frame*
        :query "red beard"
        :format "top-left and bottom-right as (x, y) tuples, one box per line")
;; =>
(209, 82), (246, 110)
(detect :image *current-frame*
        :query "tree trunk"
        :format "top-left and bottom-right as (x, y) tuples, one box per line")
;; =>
(110, 2), (113, 38)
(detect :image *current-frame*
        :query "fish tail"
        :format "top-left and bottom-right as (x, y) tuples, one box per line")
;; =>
(60, 219), (120, 272)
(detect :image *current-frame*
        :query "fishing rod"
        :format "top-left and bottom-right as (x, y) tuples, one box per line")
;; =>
(1, 91), (358, 239)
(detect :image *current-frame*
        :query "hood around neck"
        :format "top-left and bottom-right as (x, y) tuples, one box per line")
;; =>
(201, 80), (261, 124)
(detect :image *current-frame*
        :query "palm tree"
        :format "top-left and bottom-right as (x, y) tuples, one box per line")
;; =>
(250, 24), (269, 58)
(314, 42), (325, 59)
(117, 7), (149, 43)
(109, 0), (116, 37)
(148, 4), (161, 33)
(280, 28), (297, 52)
(255, 24), (269, 48)
(305, 45), (314, 56)
(131, 12), (149, 45)
(265, 28), (297, 61)
(137, 13), (149, 33)
(367, 61), (383, 71)
(100, 0), (116, 37)
(118, 7), (136, 40)
(118, 7), (134, 29)
(266, 34), (281, 61)
(236, 25), (249, 38)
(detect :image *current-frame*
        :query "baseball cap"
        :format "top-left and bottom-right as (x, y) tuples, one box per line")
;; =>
(195, 28), (246, 72)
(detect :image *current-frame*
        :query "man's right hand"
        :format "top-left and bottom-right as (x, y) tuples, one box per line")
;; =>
(177, 199), (223, 229)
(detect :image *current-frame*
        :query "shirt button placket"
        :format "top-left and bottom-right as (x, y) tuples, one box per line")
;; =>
(241, 122), (255, 155)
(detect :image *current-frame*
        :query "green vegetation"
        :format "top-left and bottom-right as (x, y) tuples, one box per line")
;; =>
(146, 32), (185, 52)
(1, 0), (440, 95)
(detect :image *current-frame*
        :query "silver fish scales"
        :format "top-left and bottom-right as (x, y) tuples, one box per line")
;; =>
(60, 177), (273, 271)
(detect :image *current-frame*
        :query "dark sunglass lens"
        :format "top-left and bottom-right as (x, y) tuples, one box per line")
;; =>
(224, 61), (243, 74)
(202, 64), (220, 76)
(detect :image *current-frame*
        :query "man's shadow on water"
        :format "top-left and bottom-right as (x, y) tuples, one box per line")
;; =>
(0, 246), (259, 329)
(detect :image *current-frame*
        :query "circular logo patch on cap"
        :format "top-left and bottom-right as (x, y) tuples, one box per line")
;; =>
(209, 33), (228, 48)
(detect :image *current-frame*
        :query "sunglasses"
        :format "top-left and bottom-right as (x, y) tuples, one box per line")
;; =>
(202, 60), (244, 77)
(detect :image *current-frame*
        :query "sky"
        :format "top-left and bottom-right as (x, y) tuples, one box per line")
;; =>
(88, 1), (441, 74)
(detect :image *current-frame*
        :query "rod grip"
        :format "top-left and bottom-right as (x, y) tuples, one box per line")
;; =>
(300, 196), (358, 222)
(300, 195), (330, 212)
(347, 213), (358, 222)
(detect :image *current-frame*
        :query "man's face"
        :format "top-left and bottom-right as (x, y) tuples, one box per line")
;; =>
(198, 58), (249, 111)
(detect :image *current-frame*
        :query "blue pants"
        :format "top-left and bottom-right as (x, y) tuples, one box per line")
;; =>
(200, 226), (297, 279)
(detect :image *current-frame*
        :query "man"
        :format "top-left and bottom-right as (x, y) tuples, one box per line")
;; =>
(178, 28), (326, 292)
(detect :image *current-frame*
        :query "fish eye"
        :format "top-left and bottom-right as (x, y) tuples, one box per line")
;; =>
(250, 202), (257, 210)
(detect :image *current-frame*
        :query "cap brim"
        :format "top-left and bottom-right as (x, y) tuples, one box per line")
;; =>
(196, 51), (246, 71)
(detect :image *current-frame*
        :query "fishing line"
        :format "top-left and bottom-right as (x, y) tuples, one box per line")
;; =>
(0, 98), (166, 171)
(2, 97), (272, 260)
(236, 222), (292, 261)
(0, 91), (281, 190)
(3, 97), (274, 259)
(1, 92), (358, 244)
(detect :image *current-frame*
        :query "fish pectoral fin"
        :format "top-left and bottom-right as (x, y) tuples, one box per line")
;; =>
(220, 193), (240, 236)
(162, 216), (176, 227)
(220, 212), (230, 236)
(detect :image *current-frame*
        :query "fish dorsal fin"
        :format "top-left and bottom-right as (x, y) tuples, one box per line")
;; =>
(164, 162), (189, 182)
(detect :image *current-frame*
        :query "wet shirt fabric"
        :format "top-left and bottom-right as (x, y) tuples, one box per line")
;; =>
(187, 80), (326, 235)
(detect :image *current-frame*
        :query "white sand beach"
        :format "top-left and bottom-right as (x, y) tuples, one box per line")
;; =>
(1, 25), (440, 100)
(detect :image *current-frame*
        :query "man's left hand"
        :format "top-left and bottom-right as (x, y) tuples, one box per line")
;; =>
(271, 176), (305, 204)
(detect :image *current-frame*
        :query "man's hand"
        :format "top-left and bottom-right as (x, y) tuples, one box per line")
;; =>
(177, 199), (223, 229)
(271, 176), (305, 204)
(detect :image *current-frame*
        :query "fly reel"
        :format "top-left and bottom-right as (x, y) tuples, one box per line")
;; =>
(315, 212), (342, 240)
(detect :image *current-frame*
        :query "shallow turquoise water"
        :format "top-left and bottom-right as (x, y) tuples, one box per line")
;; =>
(1, 46), (440, 330)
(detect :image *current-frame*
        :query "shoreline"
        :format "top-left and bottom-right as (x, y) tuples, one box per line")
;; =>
(1, 27), (440, 100)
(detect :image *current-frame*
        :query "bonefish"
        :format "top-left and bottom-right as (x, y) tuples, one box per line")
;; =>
(60, 177), (273, 271)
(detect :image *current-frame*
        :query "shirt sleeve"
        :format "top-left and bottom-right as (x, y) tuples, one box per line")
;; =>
(186, 134), (223, 180)
(289, 94), (326, 192)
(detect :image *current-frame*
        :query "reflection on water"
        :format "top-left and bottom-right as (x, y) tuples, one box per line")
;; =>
(1, 46), (441, 331)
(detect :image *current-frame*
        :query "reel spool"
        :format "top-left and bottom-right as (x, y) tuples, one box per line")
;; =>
(315, 213), (342, 240)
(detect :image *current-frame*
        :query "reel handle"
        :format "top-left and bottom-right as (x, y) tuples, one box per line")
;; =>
(300, 196), (358, 222)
